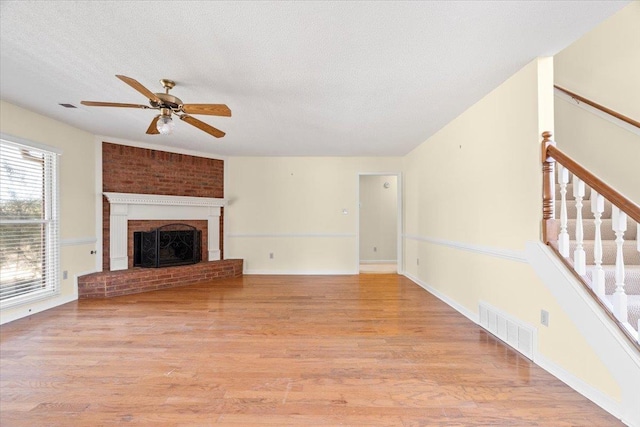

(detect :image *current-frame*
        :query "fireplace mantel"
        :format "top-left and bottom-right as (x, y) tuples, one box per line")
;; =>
(104, 192), (227, 271)
(104, 193), (227, 207)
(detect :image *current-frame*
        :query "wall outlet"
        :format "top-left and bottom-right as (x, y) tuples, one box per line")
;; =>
(269, 252), (274, 259)
(541, 309), (549, 327)
(416, 258), (420, 266)
(63, 270), (68, 280)
(373, 247), (377, 252)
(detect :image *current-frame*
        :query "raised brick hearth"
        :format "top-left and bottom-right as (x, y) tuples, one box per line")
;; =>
(78, 259), (243, 299)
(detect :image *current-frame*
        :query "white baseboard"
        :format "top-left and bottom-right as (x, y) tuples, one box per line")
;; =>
(360, 260), (397, 264)
(403, 272), (478, 324)
(533, 351), (623, 423)
(0, 293), (78, 325)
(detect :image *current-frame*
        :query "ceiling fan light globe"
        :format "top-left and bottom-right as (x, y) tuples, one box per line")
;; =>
(156, 116), (174, 135)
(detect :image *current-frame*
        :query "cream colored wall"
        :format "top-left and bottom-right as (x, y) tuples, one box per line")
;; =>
(555, 2), (640, 120)
(405, 61), (544, 250)
(225, 157), (401, 273)
(359, 175), (397, 262)
(555, 99), (639, 202)
(402, 58), (620, 401)
(554, 1), (640, 202)
(0, 101), (96, 324)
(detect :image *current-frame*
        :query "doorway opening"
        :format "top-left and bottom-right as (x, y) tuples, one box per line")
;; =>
(358, 174), (401, 274)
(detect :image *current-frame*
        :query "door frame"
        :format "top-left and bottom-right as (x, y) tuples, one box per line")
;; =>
(356, 172), (403, 274)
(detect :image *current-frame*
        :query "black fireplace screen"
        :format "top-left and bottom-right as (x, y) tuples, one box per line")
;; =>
(133, 223), (201, 268)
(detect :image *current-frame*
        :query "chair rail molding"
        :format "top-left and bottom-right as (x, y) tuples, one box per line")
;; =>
(403, 234), (527, 263)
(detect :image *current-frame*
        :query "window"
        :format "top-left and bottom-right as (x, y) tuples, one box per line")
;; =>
(0, 136), (60, 308)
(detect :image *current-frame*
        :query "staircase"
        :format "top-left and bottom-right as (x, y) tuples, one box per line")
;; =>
(541, 128), (640, 347)
(551, 175), (640, 334)
(535, 89), (640, 425)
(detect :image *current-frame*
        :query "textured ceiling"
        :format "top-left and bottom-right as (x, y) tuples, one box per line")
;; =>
(0, 1), (629, 157)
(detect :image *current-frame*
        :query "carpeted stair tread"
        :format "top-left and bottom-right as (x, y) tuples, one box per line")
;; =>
(555, 199), (613, 220)
(585, 265), (640, 295)
(605, 294), (640, 332)
(555, 183), (592, 201)
(565, 217), (638, 241)
(570, 241), (640, 266)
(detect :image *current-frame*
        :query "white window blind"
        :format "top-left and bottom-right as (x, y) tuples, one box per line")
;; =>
(0, 137), (60, 308)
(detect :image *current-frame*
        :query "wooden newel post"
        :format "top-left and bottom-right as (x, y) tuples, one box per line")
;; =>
(541, 131), (557, 243)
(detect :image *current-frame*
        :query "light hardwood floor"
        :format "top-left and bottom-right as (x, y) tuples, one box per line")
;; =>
(0, 274), (622, 426)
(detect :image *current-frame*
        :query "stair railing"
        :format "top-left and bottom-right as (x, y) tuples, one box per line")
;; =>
(554, 85), (640, 129)
(542, 131), (640, 346)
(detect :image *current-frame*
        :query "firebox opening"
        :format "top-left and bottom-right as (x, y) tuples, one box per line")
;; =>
(134, 223), (202, 268)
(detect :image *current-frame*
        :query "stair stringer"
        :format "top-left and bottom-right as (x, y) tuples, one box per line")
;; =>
(526, 241), (640, 427)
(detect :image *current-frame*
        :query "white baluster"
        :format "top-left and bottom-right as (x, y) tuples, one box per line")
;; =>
(558, 164), (570, 257)
(573, 177), (586, 275)
(636, 223), (639, 343)
(590, 190), (605, 298)
(612, 206), (627, 323)
(636, 223), (639, 333)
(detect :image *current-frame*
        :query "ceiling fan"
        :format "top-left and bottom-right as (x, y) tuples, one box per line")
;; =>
(81, 75), (231, 138)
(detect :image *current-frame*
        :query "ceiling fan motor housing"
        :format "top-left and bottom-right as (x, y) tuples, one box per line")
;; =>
(151, 93), (183, 110)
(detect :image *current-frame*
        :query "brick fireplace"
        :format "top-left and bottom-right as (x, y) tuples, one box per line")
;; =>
(101, 142), (225, 270)
(104, 192), (225, 271)
(77, 142), (242, 298)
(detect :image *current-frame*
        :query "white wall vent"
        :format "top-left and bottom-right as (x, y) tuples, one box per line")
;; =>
(479, 301), (535, 360)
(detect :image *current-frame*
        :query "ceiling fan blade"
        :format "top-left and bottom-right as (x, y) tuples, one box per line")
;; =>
(181, 104), (232, 117)
(180, 115), (226, 138)
(116, 75), (162, 103)
(81, 101), (149, 109)
(146, 115), (160, 135)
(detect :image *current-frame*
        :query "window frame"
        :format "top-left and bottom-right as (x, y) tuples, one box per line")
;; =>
(0, 133), (62, 309)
